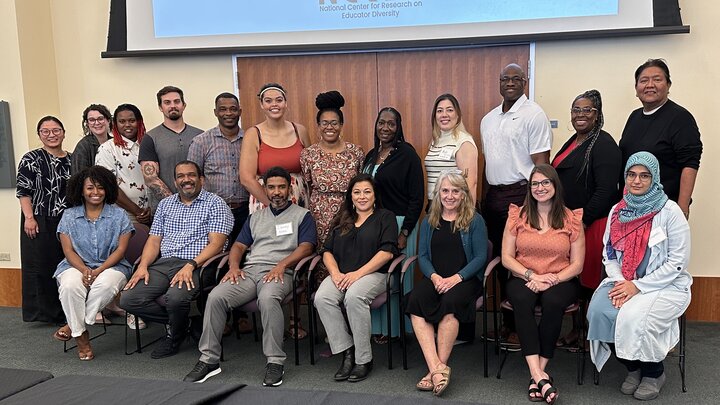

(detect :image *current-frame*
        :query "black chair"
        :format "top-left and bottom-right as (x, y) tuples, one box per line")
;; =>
(124, 252), (229, 355)
(307, 254), (407, 369)
(592, 312), (687, 392)
(219, 252), (317, 366)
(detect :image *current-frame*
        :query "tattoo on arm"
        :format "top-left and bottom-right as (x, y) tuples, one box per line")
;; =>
(141, 161), (172, 200)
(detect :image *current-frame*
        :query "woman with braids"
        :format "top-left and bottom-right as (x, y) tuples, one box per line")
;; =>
(71, 104), (112, 175)
(587, 152), (691, 401)
(301, 91), (364, 283)
(551, 90), (622, 348)
(96, 104), (151, 225)
(362, 107), (424, 343)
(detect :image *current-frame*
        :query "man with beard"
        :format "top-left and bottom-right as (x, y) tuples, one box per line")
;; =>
(188, 92), (249, 241)
(120, 161), (233, 359)
(139, 86), (204, 210)
(183, 166), (316, 387)
(479, 63), (553, 347)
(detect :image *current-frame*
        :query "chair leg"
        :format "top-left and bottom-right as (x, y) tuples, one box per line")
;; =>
(386, 296), (393, 370)
(593, 367), (600, 385)
(482, 302), (489, 378)
(308, 299), (316, 365)
(575, 306), (585, 385)
(496, 347), (509, 379)
(252, 313), (259, 342)
(399, 292), (408, 370)
(679, 314), (687, 392)
(293, 299), (300, 366)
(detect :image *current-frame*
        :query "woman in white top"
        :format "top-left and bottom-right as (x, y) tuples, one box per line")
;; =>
(424, 94), (478, 206)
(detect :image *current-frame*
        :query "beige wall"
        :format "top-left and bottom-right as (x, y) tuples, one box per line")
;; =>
(1, 0), (717, 276)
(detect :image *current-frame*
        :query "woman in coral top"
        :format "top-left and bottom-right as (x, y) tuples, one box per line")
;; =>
(501, 164), (585, 404)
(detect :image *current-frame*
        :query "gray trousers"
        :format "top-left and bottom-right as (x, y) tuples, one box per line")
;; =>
(198, 264), (293, 365)
(314, 272), (386, 364)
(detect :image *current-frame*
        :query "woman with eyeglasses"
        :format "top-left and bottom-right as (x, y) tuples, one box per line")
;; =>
(16, 116), (73, 324)
(501, 164), (585, 404)
(301, 91), (364, 283)
(587, 152), (691, 401)
(551, 90), (621, 348)
(71, 104), (112, 175)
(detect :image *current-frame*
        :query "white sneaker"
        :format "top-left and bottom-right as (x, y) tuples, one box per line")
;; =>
(127, 314), (147, 330)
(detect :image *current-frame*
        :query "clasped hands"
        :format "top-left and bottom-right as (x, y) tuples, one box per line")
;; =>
(431, 273), (462, 294)
(332, 271), (362, 292)
(608, 280), (639, 309)
(82, 268), (101, 288)
(525, 272), (559, 293)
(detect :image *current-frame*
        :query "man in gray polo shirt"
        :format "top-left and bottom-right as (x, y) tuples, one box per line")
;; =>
(139, 85), (204, 209)
(183, 166), (316, 387)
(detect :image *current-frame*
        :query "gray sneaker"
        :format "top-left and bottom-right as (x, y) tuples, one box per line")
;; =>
(263, 363), (284, 387)
(633, 373), (666, 401)
(620, 370), (642, 395)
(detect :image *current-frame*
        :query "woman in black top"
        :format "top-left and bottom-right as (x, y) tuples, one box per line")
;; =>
(16, 116), (72, 323)
(362, 107), (424, 342)
(619, 59), (702, 218)
(71, 104), (112, 175)
(314, 174), (398, 383)
(552, 89), (621, 348)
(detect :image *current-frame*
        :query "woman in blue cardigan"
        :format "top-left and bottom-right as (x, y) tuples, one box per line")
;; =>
(405, 171), (487, 396)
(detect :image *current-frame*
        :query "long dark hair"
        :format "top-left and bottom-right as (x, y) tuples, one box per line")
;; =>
(330, 173), (381, 235)
(521, 164), (567, 231)
(572, 89), (604, 180)
(363, 107), (410, 173)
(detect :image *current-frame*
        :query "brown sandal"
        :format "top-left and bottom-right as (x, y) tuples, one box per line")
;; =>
(416, 375), (434, 391)
(76, 331), (94, 361)
(53, 324), (71, 342)
(431, 365), (451, 396)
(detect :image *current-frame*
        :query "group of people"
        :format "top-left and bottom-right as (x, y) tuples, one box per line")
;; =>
(16, 58), (701, 402)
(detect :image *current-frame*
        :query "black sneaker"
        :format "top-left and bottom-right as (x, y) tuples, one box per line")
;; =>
(262, 363), (284, 387)
(151, 335), (180, 359)
(184, 361), (221, 383)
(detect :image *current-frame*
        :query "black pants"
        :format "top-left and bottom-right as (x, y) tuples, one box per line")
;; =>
(483, 183), (527, 330)
(507, 277), (579, 358)
(611, 344), (665, 378)
(120, 257), (201, 343)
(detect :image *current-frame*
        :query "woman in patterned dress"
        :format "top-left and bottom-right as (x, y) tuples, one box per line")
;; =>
(301, 91), (364, 282)
(16, 116), (72, 324)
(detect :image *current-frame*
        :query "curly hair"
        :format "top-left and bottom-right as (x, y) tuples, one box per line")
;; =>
(315, 90), (345, 125)
(66, 165), (119, 207)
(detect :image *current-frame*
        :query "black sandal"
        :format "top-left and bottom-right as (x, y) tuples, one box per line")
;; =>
(528, 379), (543, 402)
(537, 379), (558, 405)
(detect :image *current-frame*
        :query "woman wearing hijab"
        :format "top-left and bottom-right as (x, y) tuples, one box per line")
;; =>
(587, 151), (692, 401)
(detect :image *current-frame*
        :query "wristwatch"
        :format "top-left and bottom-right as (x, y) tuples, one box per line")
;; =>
(524, 269), (533, 281)
(187, 259), (199, 270)
(400, 229), (410, 237)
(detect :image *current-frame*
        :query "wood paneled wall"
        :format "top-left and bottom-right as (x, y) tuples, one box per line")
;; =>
(0, 268), (22, 307)
(236, 45), (531, 198)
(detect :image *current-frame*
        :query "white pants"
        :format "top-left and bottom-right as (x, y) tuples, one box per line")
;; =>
(57, 267), (127, 337)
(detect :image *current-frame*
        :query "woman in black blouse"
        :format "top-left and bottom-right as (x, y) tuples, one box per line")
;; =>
(362, 107), (424, 343)
(16, 116), (72, 323)
(314, 174), (398, 382)
(71, 104), (112, 175)
(552, 89), (622, 348)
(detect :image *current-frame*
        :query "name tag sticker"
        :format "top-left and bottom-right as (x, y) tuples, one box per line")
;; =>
(648, 227), (667, 247)
(276, 222), (293, 236)
(438, 146), (454, 160)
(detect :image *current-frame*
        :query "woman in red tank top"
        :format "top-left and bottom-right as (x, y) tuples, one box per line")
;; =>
(240, 83), (312, 214)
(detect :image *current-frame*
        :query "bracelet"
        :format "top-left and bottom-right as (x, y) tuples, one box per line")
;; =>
(187, 259), (199, 270)
(524, 269), (533, 281)
(457, 274), (464, 281)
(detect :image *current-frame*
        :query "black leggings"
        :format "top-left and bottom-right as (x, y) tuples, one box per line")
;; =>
(507, 277), (579, 358)
(610, 344), (665, 378)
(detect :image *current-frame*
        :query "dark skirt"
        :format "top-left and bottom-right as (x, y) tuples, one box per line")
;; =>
(405, 276), (482, 324)
(20, 215), (65, 323)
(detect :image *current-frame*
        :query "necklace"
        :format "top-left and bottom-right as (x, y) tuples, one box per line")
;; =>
(376, 147), (393, 164)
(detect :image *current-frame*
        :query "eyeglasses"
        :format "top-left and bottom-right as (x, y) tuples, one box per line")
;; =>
(500, 76), (525, 84)
(38, 128), (63, 136)
(530, 179), (553, 189)
(320, 120), (340, 128)
(625, 171), (652, 182)
(570, 107), (597, 116)
(87, 117), (106, 124)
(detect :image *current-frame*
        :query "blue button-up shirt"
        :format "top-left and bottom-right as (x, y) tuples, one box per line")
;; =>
(151, 189), (234, 259)
(54, 204), (135, 278)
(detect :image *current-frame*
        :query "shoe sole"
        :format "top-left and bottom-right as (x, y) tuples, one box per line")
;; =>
(262, 378), (283, 387)
(191, 367), (222, 384)
(150, 350), (179, 359)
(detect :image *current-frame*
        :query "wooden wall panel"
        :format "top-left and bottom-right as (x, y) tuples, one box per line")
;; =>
(236, 53), (379, 153)
(376, 45), (531, 198)
(0, 268), (22, 307)
(686, 276), (720, 322)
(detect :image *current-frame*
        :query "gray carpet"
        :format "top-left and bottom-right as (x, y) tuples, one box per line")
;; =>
(0, 307), (716, 405)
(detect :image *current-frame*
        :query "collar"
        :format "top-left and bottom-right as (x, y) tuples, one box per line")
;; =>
(211, 125), (243, 142)
(120, 134), (137, 148)
(73, 203), (111, 219)
(499, 94), (529, 114)
(642, 100), (668, 115)
(173, 189), (209, 205)
(162, 123), (187, 134)
(269, 201), (292, 216)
